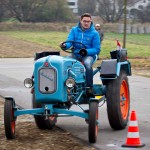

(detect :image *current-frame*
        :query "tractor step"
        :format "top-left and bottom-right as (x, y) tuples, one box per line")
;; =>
(90, 95), (105, 103)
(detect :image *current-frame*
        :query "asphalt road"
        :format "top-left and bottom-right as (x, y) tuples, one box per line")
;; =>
(0, 58), (150, 150)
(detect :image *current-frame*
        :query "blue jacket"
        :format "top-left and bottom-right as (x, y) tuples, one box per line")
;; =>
(65, 22), (100, 57)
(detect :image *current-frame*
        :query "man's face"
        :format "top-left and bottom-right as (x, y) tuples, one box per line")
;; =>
(80, 17), (92, 29)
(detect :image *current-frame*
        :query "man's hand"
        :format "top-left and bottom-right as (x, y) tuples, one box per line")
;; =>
(79, 48), (87, 57)
(59, 42), (66, 49)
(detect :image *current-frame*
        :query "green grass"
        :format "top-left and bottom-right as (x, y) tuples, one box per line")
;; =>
(102, 33), (150, 58)
(0, 31), (68, 50)
(0, 31), (150, 59)
(105, 32), (150, 45)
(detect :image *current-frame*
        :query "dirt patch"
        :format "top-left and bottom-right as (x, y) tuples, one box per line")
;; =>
(0, 35), (53, 58)
(0, 97), (95, 150)
(131, 68), (150, 78)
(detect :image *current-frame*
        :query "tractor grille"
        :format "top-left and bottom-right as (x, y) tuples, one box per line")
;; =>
(39, 68), (56, 93)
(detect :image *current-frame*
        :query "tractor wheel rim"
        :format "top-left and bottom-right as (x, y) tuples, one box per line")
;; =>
(120, 79), (129, 120)
(49, 114), (57, 121)
(11, 110), (15, 133)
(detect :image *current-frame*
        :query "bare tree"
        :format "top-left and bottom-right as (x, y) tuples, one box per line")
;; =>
(1, 0), (47, 22)
(96, 0), (125, 23)
(78, 0), (96, 15)
(0, 1), (5, 22)
(0, 0), (74, 22)
(130, 3), (150, 23)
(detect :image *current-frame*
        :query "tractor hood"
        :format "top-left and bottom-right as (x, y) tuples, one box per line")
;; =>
(33, 55), (85, 103)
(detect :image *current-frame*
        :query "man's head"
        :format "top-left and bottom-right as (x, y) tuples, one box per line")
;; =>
(95, 24), (101, 30)
(80, 13), (92, 29)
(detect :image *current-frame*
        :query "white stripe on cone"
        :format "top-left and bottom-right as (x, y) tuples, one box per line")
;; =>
(128, 121), (138, 126)
(127, 132), (140, 138)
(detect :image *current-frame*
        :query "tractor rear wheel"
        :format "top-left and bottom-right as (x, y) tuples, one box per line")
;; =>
(106, 71), (130, 130)
(88, 101), (99, 143)
(4, 99), (16, 139)
(32, 92), (57, 129)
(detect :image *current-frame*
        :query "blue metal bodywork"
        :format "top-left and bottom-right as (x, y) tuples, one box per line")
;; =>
(117, 61), (131, 76)
(14, 105), (88, 119)
(34, 55), (85, 103)
(5, 54), (131, 120)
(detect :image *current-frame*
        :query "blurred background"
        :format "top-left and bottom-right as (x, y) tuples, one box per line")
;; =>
(0, 0), (149, 33)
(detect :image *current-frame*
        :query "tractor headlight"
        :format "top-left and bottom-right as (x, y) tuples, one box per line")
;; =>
(24, 78), (33, 88)
(65, 78), (75, 88)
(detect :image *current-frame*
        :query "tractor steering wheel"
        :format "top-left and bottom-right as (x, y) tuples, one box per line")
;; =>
(61, 41), (86, 54)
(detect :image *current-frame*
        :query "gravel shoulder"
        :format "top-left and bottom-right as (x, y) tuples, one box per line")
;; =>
(0, 97), (95, 150)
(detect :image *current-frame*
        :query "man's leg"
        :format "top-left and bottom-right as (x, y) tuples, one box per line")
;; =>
(82, 56), (94, 88)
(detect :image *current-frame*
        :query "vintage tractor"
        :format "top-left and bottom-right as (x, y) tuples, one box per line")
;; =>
(4, 41), (131, 143)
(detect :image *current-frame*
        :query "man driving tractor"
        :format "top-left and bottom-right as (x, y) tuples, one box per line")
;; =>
(60, 13), (101, 96)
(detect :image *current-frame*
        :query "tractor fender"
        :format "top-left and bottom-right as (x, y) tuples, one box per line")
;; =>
(100, 59), (117, 78)
(100, 59), (131, 79)
(116, 61), (132, 76)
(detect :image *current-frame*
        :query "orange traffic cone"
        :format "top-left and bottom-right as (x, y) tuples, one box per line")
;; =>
(122, 110), (145, 148)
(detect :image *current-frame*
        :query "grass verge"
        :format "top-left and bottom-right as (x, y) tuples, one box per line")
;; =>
(0, 31), (149, 77)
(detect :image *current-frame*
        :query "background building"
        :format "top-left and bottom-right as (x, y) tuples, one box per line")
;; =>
(128, 0), (150, 10)
(67, 0), (78, 14)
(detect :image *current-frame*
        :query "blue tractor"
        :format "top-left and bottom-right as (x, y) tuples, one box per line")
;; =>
(4, 41), (131, 143)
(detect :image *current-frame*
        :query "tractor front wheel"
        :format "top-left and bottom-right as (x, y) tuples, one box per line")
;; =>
(4, 99), (16, 139)
(88, 101), (99, 143)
